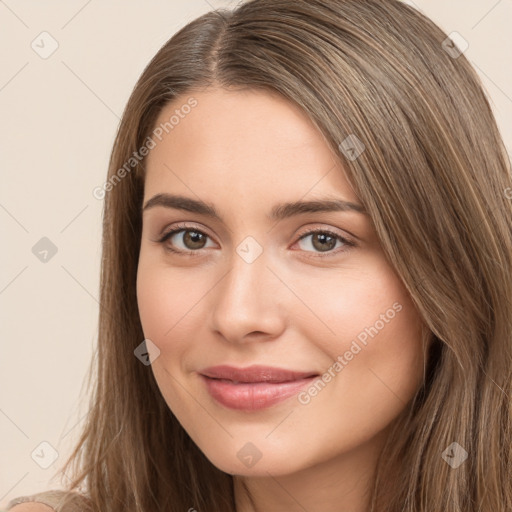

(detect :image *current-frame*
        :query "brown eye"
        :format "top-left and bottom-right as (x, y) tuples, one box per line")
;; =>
(159, 225), (215, 254)
(295, 229), (355, 257)
(310, 232), (337, 252)
(181, 229), (208, 250)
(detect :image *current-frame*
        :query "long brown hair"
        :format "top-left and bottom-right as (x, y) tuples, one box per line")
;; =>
(54, 0), (512, 510)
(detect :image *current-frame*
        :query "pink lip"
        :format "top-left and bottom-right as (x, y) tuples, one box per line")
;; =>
(199, 365), (319, 411)
(200, 364), (318, 383)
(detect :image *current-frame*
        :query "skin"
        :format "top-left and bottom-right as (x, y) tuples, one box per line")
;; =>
(136, 87), (427, 512)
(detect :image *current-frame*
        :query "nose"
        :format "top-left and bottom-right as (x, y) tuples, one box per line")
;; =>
(209, 248), (287, 344)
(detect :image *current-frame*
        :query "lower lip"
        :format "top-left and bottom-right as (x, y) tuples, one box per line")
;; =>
(200, 375), (317, 410)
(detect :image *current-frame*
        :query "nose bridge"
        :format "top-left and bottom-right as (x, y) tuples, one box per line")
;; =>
(210, 238), (284, 341)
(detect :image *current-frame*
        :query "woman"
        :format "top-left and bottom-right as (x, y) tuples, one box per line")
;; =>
(8, 0), (512, 510)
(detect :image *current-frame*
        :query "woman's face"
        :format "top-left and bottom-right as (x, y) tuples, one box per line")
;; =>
(137, 87), (426, 478)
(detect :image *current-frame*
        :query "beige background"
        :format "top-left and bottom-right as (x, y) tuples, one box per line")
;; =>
(1, 0), (511, 506)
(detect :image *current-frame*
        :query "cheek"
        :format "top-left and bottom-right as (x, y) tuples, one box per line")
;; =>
(293, 256), (425, 412)
(137, 265), (168, 342)
(136, 254), (215, 374)
(136, 257), (201, 422)
(136, 253), (198, 340)
(290, 255), (420, 351)
(137, 265), (175, 339)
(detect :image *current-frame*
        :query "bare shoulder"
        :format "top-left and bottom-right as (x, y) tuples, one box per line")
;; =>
(6, 489), (92, 512)
(7, 504), (55, 511)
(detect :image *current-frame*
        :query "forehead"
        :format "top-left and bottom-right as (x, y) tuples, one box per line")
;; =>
(143, 87), (360, 209)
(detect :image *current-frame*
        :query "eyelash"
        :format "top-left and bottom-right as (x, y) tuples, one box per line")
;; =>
(157, 222), (356, 259)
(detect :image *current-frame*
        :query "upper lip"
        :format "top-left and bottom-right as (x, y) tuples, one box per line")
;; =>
(200, 365), (319, 383)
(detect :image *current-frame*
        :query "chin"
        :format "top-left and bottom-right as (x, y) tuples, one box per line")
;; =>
(199, 440), (307, 477)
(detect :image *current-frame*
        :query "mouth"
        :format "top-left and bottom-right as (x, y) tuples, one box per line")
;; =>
(205, 375), (314, 384)
(198, 366), (320, 411)
(205, 376), (317, 384)
(200, 364), (319, 384)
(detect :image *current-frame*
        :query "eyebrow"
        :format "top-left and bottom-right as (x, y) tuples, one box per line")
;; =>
(142, 193), (367, 222)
